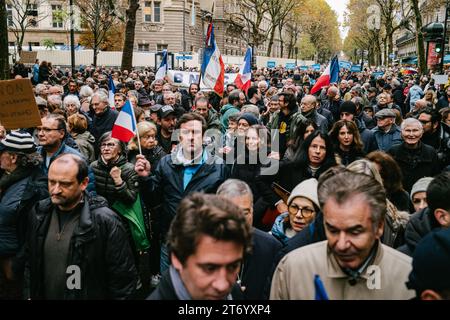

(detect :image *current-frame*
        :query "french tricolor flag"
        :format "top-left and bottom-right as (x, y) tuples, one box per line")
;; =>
(108, 75), (116, 109)
(235, 47), (252, 93)
(155, 49), (168, 81)
(111, 100), (137, 142)
(201, 23), (225, 96)
(310, 56), (340, 95)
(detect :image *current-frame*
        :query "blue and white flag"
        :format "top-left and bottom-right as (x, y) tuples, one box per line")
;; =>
(108, 75), (116, 109)
(156, 49), (168, 80)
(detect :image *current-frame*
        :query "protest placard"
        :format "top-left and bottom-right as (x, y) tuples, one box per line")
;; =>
(0, 79), (42, 129)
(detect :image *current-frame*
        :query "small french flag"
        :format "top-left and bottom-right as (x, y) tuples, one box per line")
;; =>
(108, 75), (116, 109)
(155, 49), (168, 81)
(235, 47), (252, 93)
(111, 100), (137, 142)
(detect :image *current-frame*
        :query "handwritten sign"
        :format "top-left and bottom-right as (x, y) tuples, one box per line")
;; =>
(0, 79), (42, 129)
(19, 51), (38, 64)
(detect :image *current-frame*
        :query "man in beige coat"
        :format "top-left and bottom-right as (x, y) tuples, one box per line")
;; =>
(270, 171), (415, 300)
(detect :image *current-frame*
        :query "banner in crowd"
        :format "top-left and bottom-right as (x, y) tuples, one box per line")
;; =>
(167, 70), (237, 89)
(0, 79), (41, 129)
(339, 60), (352, 70)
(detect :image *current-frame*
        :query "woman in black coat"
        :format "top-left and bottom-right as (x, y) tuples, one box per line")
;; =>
(231, 124), (278, 229)
(328, 119), (366, 166)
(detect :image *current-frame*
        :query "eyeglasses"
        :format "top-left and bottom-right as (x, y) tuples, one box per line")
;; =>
(288, 204), (315, 218)
(37, 127), (62, 133)
(100, 142), (117, 149)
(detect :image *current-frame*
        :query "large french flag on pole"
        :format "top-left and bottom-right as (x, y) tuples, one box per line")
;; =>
(201, 23), (225, 96)
(111, 100), (137, 143)
(235, 47), (252, 93)
(310, 56), (340, 95)
(108, 75), (116, 109)
(155, 49), (168, 81)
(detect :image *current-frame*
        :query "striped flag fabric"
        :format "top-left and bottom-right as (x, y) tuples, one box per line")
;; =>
(235, 46), (252, 93)
(310, 56), (340, 95)
(155, 49), (168, 81)
(201, 22), (225, 96)
(111, 100), (137, 142)
(108, 75), (116, 109)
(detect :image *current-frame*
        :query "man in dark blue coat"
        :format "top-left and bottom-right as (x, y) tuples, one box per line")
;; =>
(217, 179), (282, 300)
(135, 113), (230, 274)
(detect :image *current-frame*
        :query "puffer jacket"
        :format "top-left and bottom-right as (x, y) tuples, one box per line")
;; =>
(397, 207), (440, 256)
(73, 131), (96, 163)
(90, 154), (139, 206)
(25, 193), (138, 299)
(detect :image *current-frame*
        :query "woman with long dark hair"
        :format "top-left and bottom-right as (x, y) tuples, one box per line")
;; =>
(328, 120), (365, 166)
(260, 130), (337, 214)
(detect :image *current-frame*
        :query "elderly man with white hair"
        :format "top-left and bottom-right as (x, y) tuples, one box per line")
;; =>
(388, 117), (440, 193)
(88, 91), (118, 142)
(63, 95), (81, 117)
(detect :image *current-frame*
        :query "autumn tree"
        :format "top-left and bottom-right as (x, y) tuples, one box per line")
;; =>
(265, 0), (297, 57)
(228, 0), (269, 51)
(75, 0), (118, 67)
(7, 0), (50, 55)
(293, 0), (341, 63)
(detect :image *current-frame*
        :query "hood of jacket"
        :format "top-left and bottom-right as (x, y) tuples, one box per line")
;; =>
(220, 103), (238, 115)
(74, 131), (95, 144)
(271, 212), (289, 244)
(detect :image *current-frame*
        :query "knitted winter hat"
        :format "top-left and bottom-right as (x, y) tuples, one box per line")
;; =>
(287, 178), (320, 209)
(410, 177), (434, 201)
(0, 130), (36, 154)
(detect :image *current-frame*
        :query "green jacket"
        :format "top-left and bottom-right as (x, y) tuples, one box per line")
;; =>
(220, 104), (240, 132)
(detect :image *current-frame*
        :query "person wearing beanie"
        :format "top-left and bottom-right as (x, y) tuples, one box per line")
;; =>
(0, 131), (48, 298)
(407, 228), (450, 299)
(236, 112), (259, 137)
(410, 177), (434, 213)
(271, 178), (319, 245)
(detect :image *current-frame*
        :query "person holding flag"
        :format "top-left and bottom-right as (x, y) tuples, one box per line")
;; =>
(91, 100), (150, 288)
(200, 22), (225, 96)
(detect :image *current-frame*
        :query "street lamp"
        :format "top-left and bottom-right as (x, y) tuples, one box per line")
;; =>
(69, 0), (75, 76)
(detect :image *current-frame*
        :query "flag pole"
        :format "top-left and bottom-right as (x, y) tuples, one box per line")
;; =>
(128, 100), (143, 155)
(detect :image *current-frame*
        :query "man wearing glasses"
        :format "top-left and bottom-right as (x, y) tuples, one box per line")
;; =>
(37, 114), (96, 193)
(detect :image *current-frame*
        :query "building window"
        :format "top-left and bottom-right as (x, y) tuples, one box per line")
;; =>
(52, 5), (63, 28)
(27, 3), (38, 27)
(7, 4), (13, 27)
(9, 42), (15, 47)
(142, 1), (162, 23)
(157, 44), (168, 51)
(154, 2), (161, 22)
(138, 43), (150, 51)
(28, 42), (40, 47)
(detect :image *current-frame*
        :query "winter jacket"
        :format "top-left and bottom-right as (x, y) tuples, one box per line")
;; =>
(139, 153), (230, 238)
(38, 65), (49, 83)
(333, 146), (365, 166)
(302, 110), (329, 133)
(317, 104), (334, 126)
(0, 168), (48, 258)
(356, 118), (378, 153)
(25, 193), (139, 300)
(37, 143), (96, 194)
(89, 107), (119, 142)
(388, 142), (440, 193)
(270, 241), (414, 300)
(321, 98), (342, 122)
(72, 131), (96, 163)
(408, 85), (424, 110)
(90, 154), (139, 207)
(397, 207), (440, 257)
(241, 228), (282, 300)
(205, 110), (222, 132)
(371, 124), (402, 151)
(268, 108), (305, 157)
(220, 104), (240, 132)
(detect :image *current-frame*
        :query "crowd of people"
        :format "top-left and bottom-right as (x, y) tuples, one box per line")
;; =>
(1, 59), (450, 300)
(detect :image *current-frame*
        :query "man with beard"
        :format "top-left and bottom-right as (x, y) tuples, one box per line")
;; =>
(25, 154), (138, 299)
